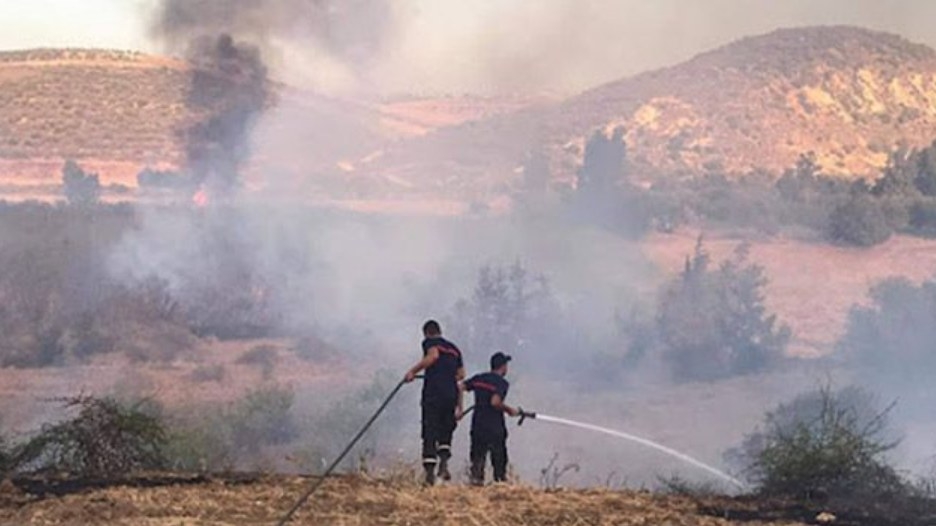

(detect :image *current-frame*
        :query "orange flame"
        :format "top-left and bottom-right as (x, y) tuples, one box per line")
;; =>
(192, 186), (209, 208)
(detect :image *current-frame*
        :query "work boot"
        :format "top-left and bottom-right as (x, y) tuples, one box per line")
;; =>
(469, 460), (485, 486)
(438, 457), (452, 482)
(423, 464), (436, 487)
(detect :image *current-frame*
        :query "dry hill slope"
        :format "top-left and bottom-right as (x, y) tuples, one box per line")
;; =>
(369, 26), (936, 199)
(0, 49), (536, 195)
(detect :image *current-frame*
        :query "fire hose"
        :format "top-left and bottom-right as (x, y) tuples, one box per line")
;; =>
(275, 376), (419, 526)
(276, 377), (536, 525)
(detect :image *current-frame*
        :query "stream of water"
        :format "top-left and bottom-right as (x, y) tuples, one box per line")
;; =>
(533, 413), (747, 490)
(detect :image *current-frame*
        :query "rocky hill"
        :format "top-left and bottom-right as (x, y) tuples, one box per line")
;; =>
(5, 27), (936, 202)
(367, 26), (936, 199)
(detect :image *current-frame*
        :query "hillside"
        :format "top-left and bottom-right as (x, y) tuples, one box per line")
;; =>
(0, 475), (806, 525)
(367, 26), (936, 198)
(0, 49), (188, 192)
(5, 27), (936, 203)
(0, 48), (537, 197)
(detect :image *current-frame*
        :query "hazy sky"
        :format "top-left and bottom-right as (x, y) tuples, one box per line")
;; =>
(3, 0), (936, 95)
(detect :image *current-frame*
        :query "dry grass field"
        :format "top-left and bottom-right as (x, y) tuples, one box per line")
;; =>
(0, 475), (807, 526)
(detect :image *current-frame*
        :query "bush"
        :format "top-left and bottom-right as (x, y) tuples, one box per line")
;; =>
(189, 364), (226, 383)
(567, 126), (651, 238)
(450, 262), (565, 367)
(229, 385), (297, 452)
(908, 199), (936, 237)
(653, 239), (790, 381)
(827, 193), (892, 247)
(726, 386), (936, 526)
(0, 206), (195, 367)
(62, 160), (101, 206)
(137, 168), (194, 191)
(732, 385), (903, 501)
(0, 421), (10, 475)
(838, 277), (936, 385)
(165, 385), (297, 472)
(235, 345), (279, 378)
(294, 370), (403, 473)
(13, 396), (167, 477)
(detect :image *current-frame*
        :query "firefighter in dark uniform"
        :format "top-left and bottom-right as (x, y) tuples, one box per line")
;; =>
(404, 320), (465, 485)
(460, 352), (519, 485)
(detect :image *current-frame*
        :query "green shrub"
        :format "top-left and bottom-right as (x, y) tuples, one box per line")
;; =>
(731, 385), (904, 501)
(654, 239), (790, 381)
(451, 262), (558, 358)
(164, 385), (297, 472)
(826, 194), (892, 247)
(568, 126), (652, 238)
(230, 385), (297, 451)
(163, 420), (234, 473)
(838, 277), (936, 384)
(908, 199), (936, 237)
(235, 345), (278, 378)
(0, 420), (10, 475)
(294, 371), (403, 474)
(188, 364), (226, 383)
(14, 396), (167, 478)
(62, 160), (101, 206)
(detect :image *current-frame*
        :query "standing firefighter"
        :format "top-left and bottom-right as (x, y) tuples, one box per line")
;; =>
(460, 352), (519, 485)
(404, 320), (465, 485)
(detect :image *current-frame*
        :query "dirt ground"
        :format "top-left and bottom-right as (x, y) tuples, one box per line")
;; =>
(0, 475), (807, 526)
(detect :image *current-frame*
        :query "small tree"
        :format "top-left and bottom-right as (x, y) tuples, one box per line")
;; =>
(164, 385), (296, 472)
(839, 277), (936, 384)
(62, 160), (101, 206)
(577, 126), (627, 198)
(656, 238), (790, 381)
(908, 199), (936, 237)
(0, 419), (10, 475)
(776, 152), (822, 202)
(451, 262), (559, 359)
(826, 193), (892, 247)
(730, 385), (905, 503)
(912, 141), (936, 197)
(872, 148), (919, 199)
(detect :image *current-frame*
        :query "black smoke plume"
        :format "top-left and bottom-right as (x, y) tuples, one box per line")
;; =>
(184, 34), (268, 195)
(152, 5), (271, 195)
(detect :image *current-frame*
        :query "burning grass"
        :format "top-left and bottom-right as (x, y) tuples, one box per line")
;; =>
(0, 474), (804, 526)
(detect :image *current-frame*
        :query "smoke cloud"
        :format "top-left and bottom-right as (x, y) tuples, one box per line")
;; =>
(141, 0), (936, 96)
(150, 0), (397, 95)
(184, 34), (267, 194)
(102, 0), (936, 487)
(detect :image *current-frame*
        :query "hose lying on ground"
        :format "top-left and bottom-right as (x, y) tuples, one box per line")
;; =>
(275, 378), (412, 525)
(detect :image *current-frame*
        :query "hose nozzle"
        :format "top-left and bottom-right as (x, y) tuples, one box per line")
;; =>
(518, 408), (536, 426)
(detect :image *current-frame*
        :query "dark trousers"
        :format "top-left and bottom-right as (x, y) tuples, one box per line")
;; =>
(421, 399), (456, 466)
(470, 431), (508, 483)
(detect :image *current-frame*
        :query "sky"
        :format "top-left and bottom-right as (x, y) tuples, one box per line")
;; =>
(3, 0), (936, 95)
(0, 0), (151, 51)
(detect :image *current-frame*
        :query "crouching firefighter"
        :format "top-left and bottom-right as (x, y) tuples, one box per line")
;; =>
(404, 320), (465, 485)
(459, 352), (519, 485)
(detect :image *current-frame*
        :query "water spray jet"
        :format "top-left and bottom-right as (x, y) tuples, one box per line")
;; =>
(517, 409), (747, 490)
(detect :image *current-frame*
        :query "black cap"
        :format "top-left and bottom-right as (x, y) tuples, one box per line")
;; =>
(490, 352), (512, 370)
